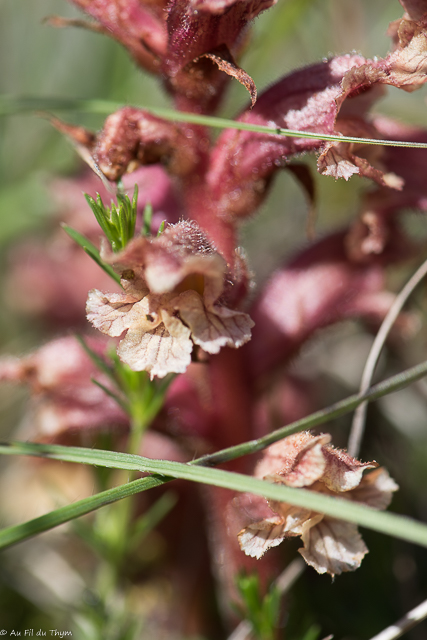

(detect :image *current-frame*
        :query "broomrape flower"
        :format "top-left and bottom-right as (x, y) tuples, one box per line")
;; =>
(86, 220), (254, 378)
(238, 431), (398, 576)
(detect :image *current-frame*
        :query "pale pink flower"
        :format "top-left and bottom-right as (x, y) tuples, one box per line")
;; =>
(238, 432), (398, 576)
(0, 336), (128, 442)
(86, 220), (254, 378)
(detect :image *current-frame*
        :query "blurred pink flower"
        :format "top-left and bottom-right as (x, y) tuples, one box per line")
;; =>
(0, 336), (128, 442)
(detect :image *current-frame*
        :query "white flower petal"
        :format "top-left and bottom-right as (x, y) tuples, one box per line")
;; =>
(86, 289), (140, 337)
(299, 518), (368, 576)
(118, 323), (193, 378)
(174, 290), (253, 353)
(349, 468), (399, 510)
(238, 518), (288, 559)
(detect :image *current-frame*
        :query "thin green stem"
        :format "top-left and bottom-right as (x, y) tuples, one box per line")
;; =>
(196, 358), (427, 467)
(2, 95), (427, 149)
(348, 257), (427, 458)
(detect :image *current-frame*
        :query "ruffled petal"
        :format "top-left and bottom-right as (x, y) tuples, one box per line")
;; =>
(255, 432), (330, 485)
(321, 447), (377, 492)
(349, 468), (399, 510)
(86, 289), (165, 336)
(86, 289), (141, 337)
(238, 516), (288, 559)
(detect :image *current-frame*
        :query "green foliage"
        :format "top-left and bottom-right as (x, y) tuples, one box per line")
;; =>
(235, 572), (281, 640)
(73, 591), (143, 640)
(157, 219), (166, 236)
(142, 201), (153, 237)
(85, 184), (138, 252)
(76, 335), (174, 434)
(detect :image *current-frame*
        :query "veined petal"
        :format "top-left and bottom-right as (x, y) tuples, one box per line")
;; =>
(87, 221), (253, 376)
(268, 502), (321, 536)
(118, 323), (193, 378)
(86, 289), (140, 337)
(322, 447), (377, 492)
(86, 289), (164, 337)
(173, 289), (254, 353)
(238, 505), (323, 559)
(238, 517), (290, 559)
(255, 432), (330, 485)
(279, 441), (327, 488)
(299, 519), (368, 576)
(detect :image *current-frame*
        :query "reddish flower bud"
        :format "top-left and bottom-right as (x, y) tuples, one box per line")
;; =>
(68, 0), (167, 73)
(68, 0), (275, 110)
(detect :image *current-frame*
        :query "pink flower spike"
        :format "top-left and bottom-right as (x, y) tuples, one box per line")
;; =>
(86, 221), (254, 378)
(248, 230), (396, 380)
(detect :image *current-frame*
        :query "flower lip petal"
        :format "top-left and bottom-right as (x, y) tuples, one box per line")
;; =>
(299, 519), (368, 576)
(117, 321), (193, 379)
(173, 289), (254, 353)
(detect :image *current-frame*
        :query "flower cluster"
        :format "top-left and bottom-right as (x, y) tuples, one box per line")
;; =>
(87, 220), (254, 378)
(238, 432), (398, 575)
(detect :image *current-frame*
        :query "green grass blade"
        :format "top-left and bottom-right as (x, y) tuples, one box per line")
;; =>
(2, 95), (427, 149)
(61, 224), (121, 285)
(1, 440), (427, 550)
(0, 475), (167, 550)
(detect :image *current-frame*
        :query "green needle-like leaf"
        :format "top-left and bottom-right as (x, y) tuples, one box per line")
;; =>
(157, 220), (166, 236)
(142, 202), (153, 237)
(91, 378), (129, 414)
(75, 335), (116, 381)
(61, 224), (121, 285)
